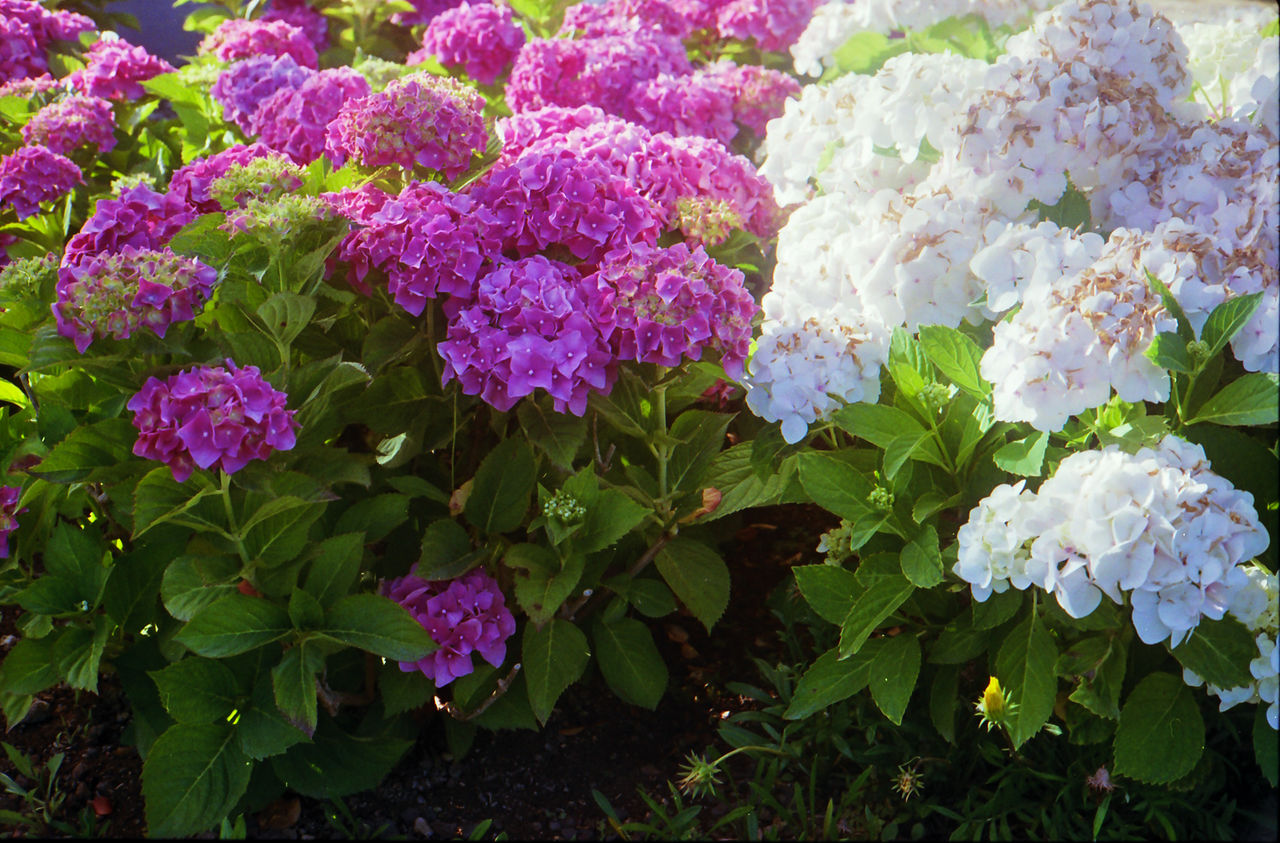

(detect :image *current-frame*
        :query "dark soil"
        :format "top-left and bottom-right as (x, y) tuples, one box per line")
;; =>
(0, 505), (835, 840)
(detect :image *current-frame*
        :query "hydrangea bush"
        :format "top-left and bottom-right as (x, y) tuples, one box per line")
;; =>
(0, 0), (1274, 836)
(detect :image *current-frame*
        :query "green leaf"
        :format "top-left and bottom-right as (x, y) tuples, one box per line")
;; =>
(993, 431), (1049, 477)
(1170, 615), (1257, 690)
(1201, 292), (1263, 358)
(700, 443), (804, 521)
(176, 594), (291, 657)
(838, 554), (914, 657)
(160, 555), (238, 622)
(288, 588), (325, 630)
(666, 410), (733, 494)
(236, 673), (307, 761)
(796, 451), (885, 548)
(792, 564), (859, 625)
(869, 634), (921, 725)
(1063, 637), (1126, 720)
(361, 315), (419, 373)
(523, 618), (590, 724)
(301, 533), (365, 609)
(53, 618), (111, 691)
(254, 292), (315, 348)
(1256, 705), (1278, 787)
(319, 594), (436, 661)
(1144, 270), (1195, 343)
(654, 538), (730, 633)
(506, 544), (584, 626)
(1185, 373), (1279, 427)
(104, 531), (186, 633)
(27, 418), (137, 484)
(971, 589), (1022, 631)
(132, 466), (220, 538)
(929, 665), (960, 743)
(1145, 332), (1193, 374)
(626, 579), (676, 618)
(0, 636), (59, 695)
(270, 717), (412, 800)
(517, 399), (587, 471)
(900, 525), (943, 588)
(995, 613), (1058, 748)
(379, 665), (435, 717)
(1113, 672), (1205, 784)
(149, 657), (240, 725)
(272, 642), (324, 737)
(783, 644), (880, 720)
(918, 325), (990, 400)
(332, 493), (407, 544)
(577, 489), (650, 554)
(464, 437), (536, 534)
(928, 613), (989, 664)
(592, 617), (667, 710)
(142, 723), (252, 838)
(43, 521), (109, 601)
(833, 405), (925, 448)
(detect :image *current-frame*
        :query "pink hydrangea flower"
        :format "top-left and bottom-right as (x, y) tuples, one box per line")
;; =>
(699, 61), (800, 138)
(473, 146), (664, 263)
(715, 0), (822, 53)
(128, 361), (299, 483)
(62, 184), (196, 268)
(22, 95), (117, 156)
(439, 256), (616, 414)
(169, 143), (296, 214)
(382, 567), (516, 688)
(392, 0), (467, 27)
(0, 145), (81, 220)
(66, 36), (174, 101)
(0, 0), (94, 43)
(586, 242), (758, 377)
(494, 104), (609, 159)
(212, 54), (313, 133)
(248, 67), (369, 164)
(0, 0), (94, 82)
(0, 73), (56, 98)
(327, 180), (500, 315)
(199, 18), (318, 68)
(559, 0), (717, 38)
(629, 72), (737, 145)
(0, 16), (46, 82)
(411, 1), (525, 85)
(54, 246), (217, 353)
(0, 485), (24, 559)
(263, 0), (329, 51)
(325, 73), (487, 177)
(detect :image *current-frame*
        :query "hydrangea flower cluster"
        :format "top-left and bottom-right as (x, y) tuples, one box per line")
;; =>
(0, 0), (94, 82)
(629, 72), (737, 145)
(391, 0), (467, 27)
(66, 35), (174, 101)
(413, 1), (526, 85)
(211, 54), (313, 133)
(558, 0), (717, 39)
(714, 0), (823, 53)
(473, 147), (663, 263)
(440, 256), (614, 414)
(0, 73), (56, 98)
(585, 242), (758, 377)
(263, 0), (330, 52)
(54, 247), (217, 353)
(0, 145), (81, 220)
(698, 61), (801, 138)
(128, 361), (299, 483)
(325, 73), (487, 177)
(327, 181), (500, 316)
(248, 67), (370, 164)
(0, 485), (24, 559)
(955, 436), (1270, 648)
(199, 18), (318, 68)
(168, 143), (295, 214)
(62, 184), (196, 268)
(21, 95), (116, 156)
(382, 567), (516, 687)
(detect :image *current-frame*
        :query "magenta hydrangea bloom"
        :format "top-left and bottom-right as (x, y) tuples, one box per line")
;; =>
(66, 36), (174, 101)
(392, 0), (467, 27)
(62, 184), (195, 268)
(248, 67), (369, 164)
(0, 16), (46, 82)
(494, 104), (609, 160)
(128, 361), (299, 483)
(263, 0), (329, 51)
(22, 95), (117, 156)
(0, 485), (25, 559)
(507, 33), (692, 116)
(328, 180), (500, 315)
(0, 0), (94, 43)
(559, 0), (717, 38)
(439, 256), (615, 414)
(0, 145), (81, 220)
(0, 0), (94, 82)
(699, 61), (800, 137)
(586, 242), (758, 377)
(212, 54), (313, 133)
(169, 144), (295, 214)
(54, 246), (217, 353)
(715, 0), (822, 53)
(0, 73), (56, 98)
(383, 567), (516, 688)
(629, 72), (737, 145)
(325, 73), (486, 177)
(412, 1), (525, 85)
(473, 147), (664, 263)
(199, 18), (318, 69)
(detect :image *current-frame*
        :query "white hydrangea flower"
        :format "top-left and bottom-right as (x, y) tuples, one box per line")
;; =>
(970, 220), (1106, 314)
(1179, 11), (1279, 121)
(954, 481), (1037, 601)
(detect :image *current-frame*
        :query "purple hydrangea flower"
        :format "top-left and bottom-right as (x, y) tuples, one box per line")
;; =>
(327, 180), (500, 315)
(411, 1), (525, 85)
(62, 184), (196, 268)
(586, 242), (758, 377)
(263, 0), (329, 52)
(54, 246), (217, 353)
(559, 0), (717, 38)
(66, 36), (174, 101)
(0, 73), (56, 98)
(628, 72), (737, 146)
(21, 95), (117, 156)
(325, 73), (487, 177)
(169, 143), (296, 214)
(199, 18), (318, 68)
(0, 485), (24, 559)
(382, 567), (516, 688)
(494, 104), (608, 160)
(0, 0), (95, 43)
(0, 0), (94, 82)
(439, 256), (615, 414)
(698, 61), (800, 138)
(248, 67), (369, 164)
(211, 54), (313, 133)
(391, 0), (467, 27)
(0, 145), (81, 220)
(0, 16), (46, 82)
(128, 361), (299, 483)
(472, 146), (663, 263)
(715, 0), (822, 53)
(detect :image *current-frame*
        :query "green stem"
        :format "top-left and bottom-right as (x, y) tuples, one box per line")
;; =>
(654, 377), (670, 501)
(219, 471), (252, 569)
